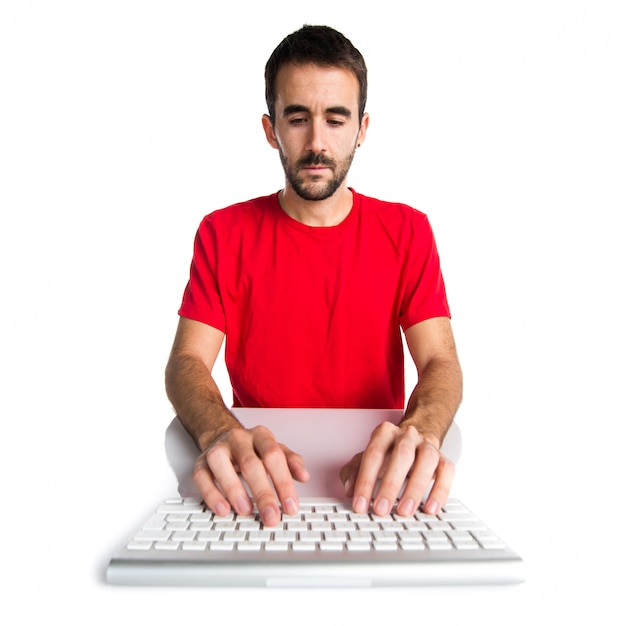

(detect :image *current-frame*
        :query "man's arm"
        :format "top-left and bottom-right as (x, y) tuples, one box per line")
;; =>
(165, 317), (239, 450)
(165, 317), (309, 525)
(340, 316), (462, 518)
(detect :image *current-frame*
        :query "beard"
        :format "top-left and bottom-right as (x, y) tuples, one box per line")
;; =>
(278, 146), (356, 202)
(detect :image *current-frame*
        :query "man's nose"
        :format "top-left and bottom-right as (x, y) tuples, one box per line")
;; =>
(305, 119), (327, 154)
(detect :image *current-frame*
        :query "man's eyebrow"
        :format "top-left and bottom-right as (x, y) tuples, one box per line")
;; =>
(326, 106), (352, 118)
(281, 104), (353, 118)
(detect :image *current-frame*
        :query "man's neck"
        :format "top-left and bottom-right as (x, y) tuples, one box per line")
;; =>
(278, 185), (353, 227)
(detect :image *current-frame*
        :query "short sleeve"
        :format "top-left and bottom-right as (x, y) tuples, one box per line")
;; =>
(398, 214), (450, 330)
(178, 216), (227, 332)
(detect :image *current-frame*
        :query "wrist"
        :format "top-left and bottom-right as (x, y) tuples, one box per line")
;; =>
(400, 415), (442, 449)
(196, 411), (244, 451)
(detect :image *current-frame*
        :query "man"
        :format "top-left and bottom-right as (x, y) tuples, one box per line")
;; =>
(165, 25), (462, 528)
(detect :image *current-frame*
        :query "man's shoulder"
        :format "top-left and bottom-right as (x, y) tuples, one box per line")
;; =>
(353, 190), (429, 223)
(202, 193), (277, 226)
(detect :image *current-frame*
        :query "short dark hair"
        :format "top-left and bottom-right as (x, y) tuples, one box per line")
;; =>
(264, 25), (368, 124)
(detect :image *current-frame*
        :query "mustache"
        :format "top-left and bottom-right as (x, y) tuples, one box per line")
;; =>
(296, 152), (336, 169)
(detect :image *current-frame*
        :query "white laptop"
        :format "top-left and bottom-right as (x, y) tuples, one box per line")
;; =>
(107, 408), (523, 587)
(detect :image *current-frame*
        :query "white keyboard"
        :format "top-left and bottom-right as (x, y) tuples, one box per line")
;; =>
(108, 497), (524, 586)
(127, 497), (507, 553)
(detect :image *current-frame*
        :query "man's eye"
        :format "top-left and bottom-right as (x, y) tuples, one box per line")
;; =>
(290, 118), (307, 126)
(328, 119), (345, 126)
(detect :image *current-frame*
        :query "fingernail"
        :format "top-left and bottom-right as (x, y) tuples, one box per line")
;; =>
(283, 497), (298, 516)
(235, 496), (252, 516)
(262, 506), (281, 527)
(343, 477), (353, 495)
(354, 496), (368, 513)
(214, 501), (229, 517)
(375, 498), (391, 516)
(398, 498), (415, 517)
(425, 499), (440, 516)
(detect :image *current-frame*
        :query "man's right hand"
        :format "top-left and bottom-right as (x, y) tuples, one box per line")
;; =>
(193, 425), (310, 527)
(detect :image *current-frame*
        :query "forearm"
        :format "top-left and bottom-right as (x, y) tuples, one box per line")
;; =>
(401, 356), (463, 448)
(165, 353), (242, 451)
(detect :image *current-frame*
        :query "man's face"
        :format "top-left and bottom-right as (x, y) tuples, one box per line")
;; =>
(263, 63), (368, 202)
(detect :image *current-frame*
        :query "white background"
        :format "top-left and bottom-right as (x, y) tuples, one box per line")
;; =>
(1, 1), (625, 623)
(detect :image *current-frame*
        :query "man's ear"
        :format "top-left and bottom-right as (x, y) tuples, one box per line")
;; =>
(262, 114), (279, 149)
(357, 112), (370, 148)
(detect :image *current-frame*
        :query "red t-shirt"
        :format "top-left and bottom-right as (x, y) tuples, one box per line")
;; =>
(179, 190), (450, 409)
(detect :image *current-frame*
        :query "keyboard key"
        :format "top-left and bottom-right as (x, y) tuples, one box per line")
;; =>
(223, 531), (246, 542)
(451, 521), (487, 531)
(127, 540), (153, 550)
(237, 542), (262, 551)
(181, 541), (207, 551)
(143, 515), (166, 530)
(348, 530), (373, 543)
(472, 531), (506, 549)
(157, 503), (205, 514)
(373, 531), (398, 543)
(374, 541), (398, 551)
(209, 542), (234, 551)
(197, 531), (221, 542)
(248, 531), (272, 542)
(439, 512), (478, 522)
(134, 530), (171, 542)
(323, 531), (348, 542)
(154, 541), (180, 550)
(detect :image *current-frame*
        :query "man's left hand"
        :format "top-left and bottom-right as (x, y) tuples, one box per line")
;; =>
(339, 421), (455, 518)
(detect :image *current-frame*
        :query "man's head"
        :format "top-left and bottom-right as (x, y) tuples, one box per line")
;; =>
(264, 25), (368, 126)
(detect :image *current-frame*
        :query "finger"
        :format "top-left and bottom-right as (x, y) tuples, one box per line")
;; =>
(203, 440), (254, 516)
(252, 428), (302, 518)
(423, 454), (455, 516)
(230, 427), (282, 526)
(192, 454), (233, 518)
(283, 446), (311, 484)
(372, 425), (420, 516)
(351, 421), (398, 513)
(340, 453), (362, 497)
(396, 440), (445, 517)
